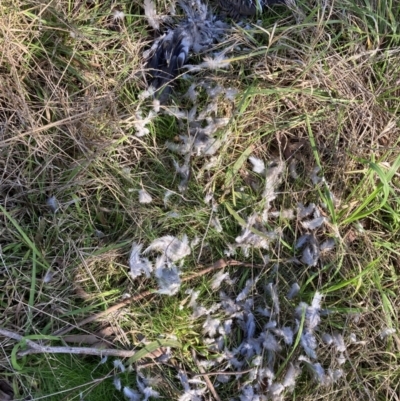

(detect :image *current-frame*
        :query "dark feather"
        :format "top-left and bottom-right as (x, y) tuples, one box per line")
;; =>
(146, 0), (286, 103)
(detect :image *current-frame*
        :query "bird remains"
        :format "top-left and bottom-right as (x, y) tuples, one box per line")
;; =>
(144, 0), (286, 103)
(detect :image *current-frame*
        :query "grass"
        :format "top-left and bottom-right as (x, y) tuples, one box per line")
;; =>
(0, 0), (400, 400)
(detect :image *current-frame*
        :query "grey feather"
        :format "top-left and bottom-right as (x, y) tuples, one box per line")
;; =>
(146, 0), (227, 103)
(146, 0), (287, 102)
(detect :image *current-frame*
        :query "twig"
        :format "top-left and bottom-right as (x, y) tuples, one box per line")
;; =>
(18, 346), (138, 358)
(192, 367), (255, 377)
(0, 328), (42, 350)
(191, 349), (221, 401)
(0, 327), (138, 358)
(0, 260), (258, 360)
(52, 259), (256, 337)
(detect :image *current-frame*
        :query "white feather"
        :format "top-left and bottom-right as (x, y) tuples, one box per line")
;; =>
(301, 216), (325, 230)
(320, 238), (335, 252)
(144, 0), (160, 29)
(202, 315), (221, 337)
(210, 271), (229, 290)
(300, 332), (317, 359)
(248, 156), (266, 174)
(113, 376), (121, 391)
(379, 327), (396, 339)
(113, 359), (125, 372)
(46, 196), (59, 213)
(282, 363), (300, 388)
(332, 332), (346, 352)
(129, 242), (153, 280)
(155, 262), (181, 296)
(287, 283), (300, 299)
(266, 282), (280, 316)
(297, 202), (316, 219)
(262, 331), (281, 352)
(123, 387), (141, 401)
(145, 235), (191, 262)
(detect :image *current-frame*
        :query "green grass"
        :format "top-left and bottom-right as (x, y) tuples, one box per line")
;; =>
(1, 0), (400, 400)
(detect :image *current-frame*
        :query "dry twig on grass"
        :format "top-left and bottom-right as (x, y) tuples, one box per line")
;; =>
(0, 260), (258, 360)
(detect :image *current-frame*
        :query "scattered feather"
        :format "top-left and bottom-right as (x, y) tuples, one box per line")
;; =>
(113, 10), (125, 21)
(337, 353), (346, 365)
(239, 385), (259, 401)
(326, 368), (343, 383)
(301, 332), (318, 359)
(268, 382), (285, 398)
(266, 282), (280, 316)
(134, 111), (155, 137)
(211, 271), (230, 290)
(43, 269), (55, 283)
(155, 262), (181, 295)
(163, 189), (174, 207)
(262, 160), (285, 218)
(301, 237), (320, 267)
(322, 333), (333, 345)
(287, 283), (300, 299)
(270, 208), (295, 220)
(137, 377), (160, 401)
(295, 234), (310, 249)
(173, 158), (191, 192)
(379, 327), (396, 339)
(113, 359), (125, 373)
(349, 333), (357, 343)
(274, 326), (294, 345)
(216, 374), (231, 383)
(307, 292), (323, 330)
(113, 376), (122, 391)
(184, 84), (198, 102)
(186, 54), (232, 71)
(289, 159), (299, 179)
(236, 279), (255, 302)
(297, 203), (316, 219)
(46, 196), (59, 213)
(310, 166), (322, 184)
(310, 363), (326, 383)
(144, 0), (160, 29)
(245, 313), (256, 339)
(262, 331), (281, 352)
(248, 156), (265, 174)
(299, 356), (326, 383)
(129, 243), (153, 279)
(211, 216), (223, 232)
(225, 87), (239, 101)
(332, 332), (346, 352)
(223, 319), (233, 335)
(123, 386), (141, 401)
(282, 363), (300, 388)
(301, 216), (325, 230)
(203, 316), (221, 337)
(265, 320), (277, 330)
(145, 235), (191, 262)
(320, 238), (335, 252)
(94, 229), (105, 239)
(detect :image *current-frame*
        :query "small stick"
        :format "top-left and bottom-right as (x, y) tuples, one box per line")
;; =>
(18, 345), (138, 358)
(191, 349), (221, 401)
(52, 259), (256, 337)
(192, 367), (255, 377)
(0, 328), (137, 358)
(0, 328), (42, 350)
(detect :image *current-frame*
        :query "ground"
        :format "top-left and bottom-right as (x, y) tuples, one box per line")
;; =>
(0, 1), (399, 401)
